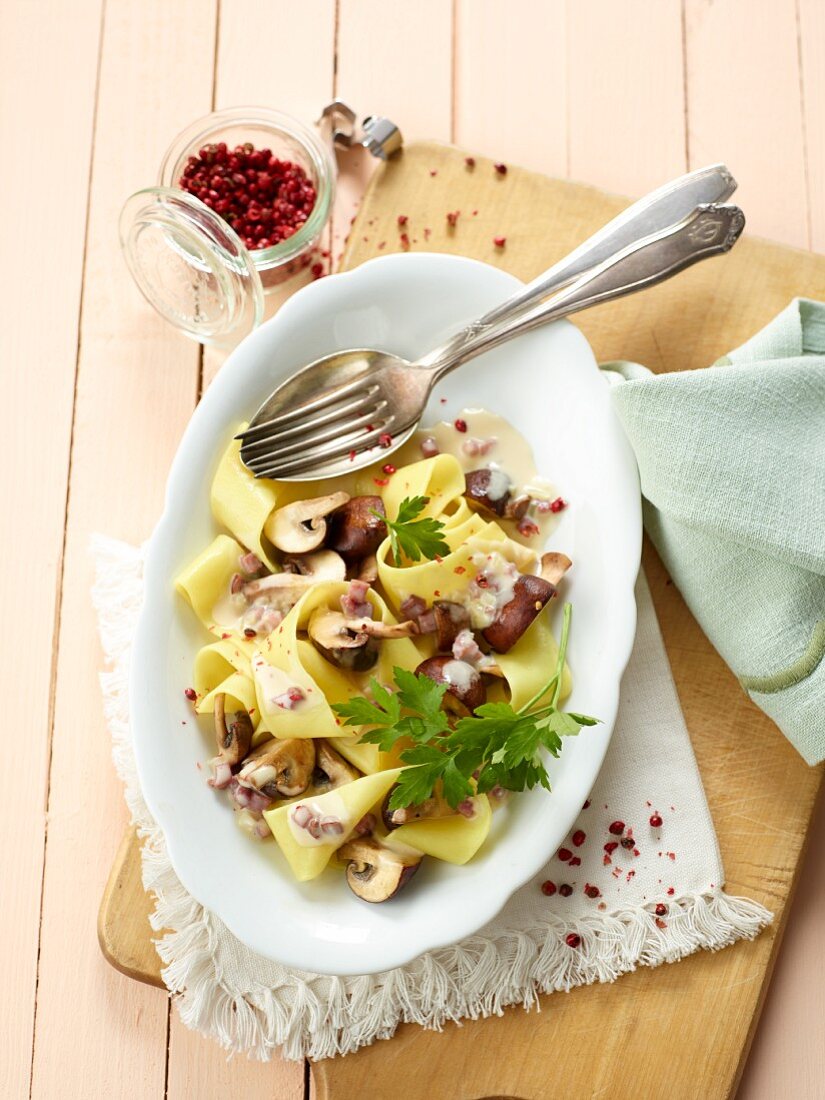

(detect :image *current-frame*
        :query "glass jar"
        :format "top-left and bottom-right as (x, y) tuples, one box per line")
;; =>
(120, 106), (337, 347)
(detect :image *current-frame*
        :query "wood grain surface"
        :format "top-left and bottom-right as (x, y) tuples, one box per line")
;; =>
(99, 145), (825, 1100)
(7, 2), (824, 1097)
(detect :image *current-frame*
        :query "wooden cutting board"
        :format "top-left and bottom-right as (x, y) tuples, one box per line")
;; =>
(99, 143), (825, 1099)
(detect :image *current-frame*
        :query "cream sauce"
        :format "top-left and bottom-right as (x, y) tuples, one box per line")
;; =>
(251, 653), (310, 713)
(442, 659), (479, 692)
(287, 792), (350, 848)
(466, 549), (519, 628)
(396, 409), (560, 546)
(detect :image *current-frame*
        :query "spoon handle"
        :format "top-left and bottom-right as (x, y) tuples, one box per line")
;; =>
(420, 203), (744, 382)
(418, 164), (736, 371)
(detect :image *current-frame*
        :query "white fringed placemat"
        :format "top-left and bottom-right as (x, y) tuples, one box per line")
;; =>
(92, 535), (771, 1061)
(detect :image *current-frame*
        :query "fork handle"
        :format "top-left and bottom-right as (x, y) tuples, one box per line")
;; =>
(419, 163), (736, 370)
(419, 203), (744, 381)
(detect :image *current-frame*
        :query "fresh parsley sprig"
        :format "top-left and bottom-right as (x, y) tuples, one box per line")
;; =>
(372, 495), (450, 563)
(331, 603), (598, 810)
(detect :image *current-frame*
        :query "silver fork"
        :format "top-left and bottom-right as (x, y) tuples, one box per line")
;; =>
(240, 192), (742, 482)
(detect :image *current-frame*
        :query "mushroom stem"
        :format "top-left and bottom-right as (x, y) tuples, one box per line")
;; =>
(540, 551), (573, 586)
(208, 693), (254, 788)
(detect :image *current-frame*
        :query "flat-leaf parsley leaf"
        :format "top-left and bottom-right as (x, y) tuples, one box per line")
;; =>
(331, 603), (598, 809)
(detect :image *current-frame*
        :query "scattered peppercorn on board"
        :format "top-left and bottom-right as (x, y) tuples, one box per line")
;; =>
(100, 143), (825, 1100)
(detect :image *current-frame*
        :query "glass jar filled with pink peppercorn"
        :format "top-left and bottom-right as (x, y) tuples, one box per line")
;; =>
(120, 107), (336, 347)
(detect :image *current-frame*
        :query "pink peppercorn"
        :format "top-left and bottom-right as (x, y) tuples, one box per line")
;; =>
(565, 933), (581, 948)
(650, 813), (663, 827)
(557, 847), (573, 862)
(493, 236), (506, 248)
(572, 829), (586, 847)
(655, 903), (668, 916)
(541, 880), (557, 896)
(184, 687), (197, 701)
(454, 418), (468, 433)
(584, 884), (600, 899)
(494, 162), (507, 175)
(559, 883), (573, 897)
(608, 820), (625, 835)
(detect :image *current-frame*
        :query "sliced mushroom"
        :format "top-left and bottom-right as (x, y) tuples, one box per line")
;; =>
(343, 616), (418, 639)
(310, 739), (361, 794)
(463, 468), (513, 517)
(208, 693), (254, 789)
(382, 787), (455, 830)
(264, 491), (350, 554)
(482, 574), (556, 653)
(337, 836), (422, 902)
(355, 554), (378, 584)
(432, 600), (471, 652)
(237, 737), (316, 798)
(504, 493), (531, 522)
(283, 549), (347, 582)
(242, 571), (315, 601)
(327, 496), (388, 559)
(307, 608), (379, 671)
(415, 655), (487, 715)
(540, 551), (573, 586)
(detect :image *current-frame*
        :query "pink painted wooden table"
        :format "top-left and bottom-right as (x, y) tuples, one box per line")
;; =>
(5, 2), (823, 1097)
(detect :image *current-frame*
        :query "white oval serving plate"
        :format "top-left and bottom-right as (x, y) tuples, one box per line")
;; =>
(131, 252), (641, 976)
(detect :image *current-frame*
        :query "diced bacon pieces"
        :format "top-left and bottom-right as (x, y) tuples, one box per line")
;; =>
(341, 578), (373, 619)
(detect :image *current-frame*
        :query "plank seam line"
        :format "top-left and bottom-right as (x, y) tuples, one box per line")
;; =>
(794, 0), (813, 250)
(196, 0), (223, 406)
(28, 0), (109, 1093)
(450, 0), (458, 144)
(564, 0), (571, 178)
(680, 0), (690, 169)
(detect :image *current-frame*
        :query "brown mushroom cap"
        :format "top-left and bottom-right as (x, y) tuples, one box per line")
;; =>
(327, 496), (388, 560)
(431, 600), (471, 652)
(382, 788), (455, 830)
(307, 608), (379, 671)
(311, 740), (361, 793)
(264, 491), (350, 554)
(415, 655), (487, 715)
(464, 468), (512, 517)
(213, 693), (254, 766)
(337, 836), (422, 902)
(482, 574), (556, 653)
(238, 737), (316, 798)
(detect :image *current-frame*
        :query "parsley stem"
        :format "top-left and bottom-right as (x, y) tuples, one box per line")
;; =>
(517, 602), (572, 715)
(551, 603), (572, 710)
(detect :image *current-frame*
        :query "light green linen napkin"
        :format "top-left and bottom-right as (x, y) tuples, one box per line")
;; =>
(603, 298), (825, 765)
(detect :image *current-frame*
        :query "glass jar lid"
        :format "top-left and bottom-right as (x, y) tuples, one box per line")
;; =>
(119, 187), (264, 346)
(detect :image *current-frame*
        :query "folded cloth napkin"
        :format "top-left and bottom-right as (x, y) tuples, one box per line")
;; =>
(92, 538), (770, 1061)
(603, 298), (825, 765)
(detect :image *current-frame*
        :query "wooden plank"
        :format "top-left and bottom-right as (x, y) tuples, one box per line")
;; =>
(170, 5), (337, 1095)
(28, 1), (219, 1097)
(337, 0), (453, 143)
(799, 0), (825, 253)
(568, 0), (687, 195)
(453, 0), (567, 177)
(99, 145), (825, 1099)
(201, 0), (337, 390)
(331, 0), (455, 267)
(0, 2), (103, 1097)
(738, 790), (825, 1098)
(685, 0), (809, 248)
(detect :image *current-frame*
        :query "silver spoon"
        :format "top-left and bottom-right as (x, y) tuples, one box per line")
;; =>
(240, 196), (742, 482)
